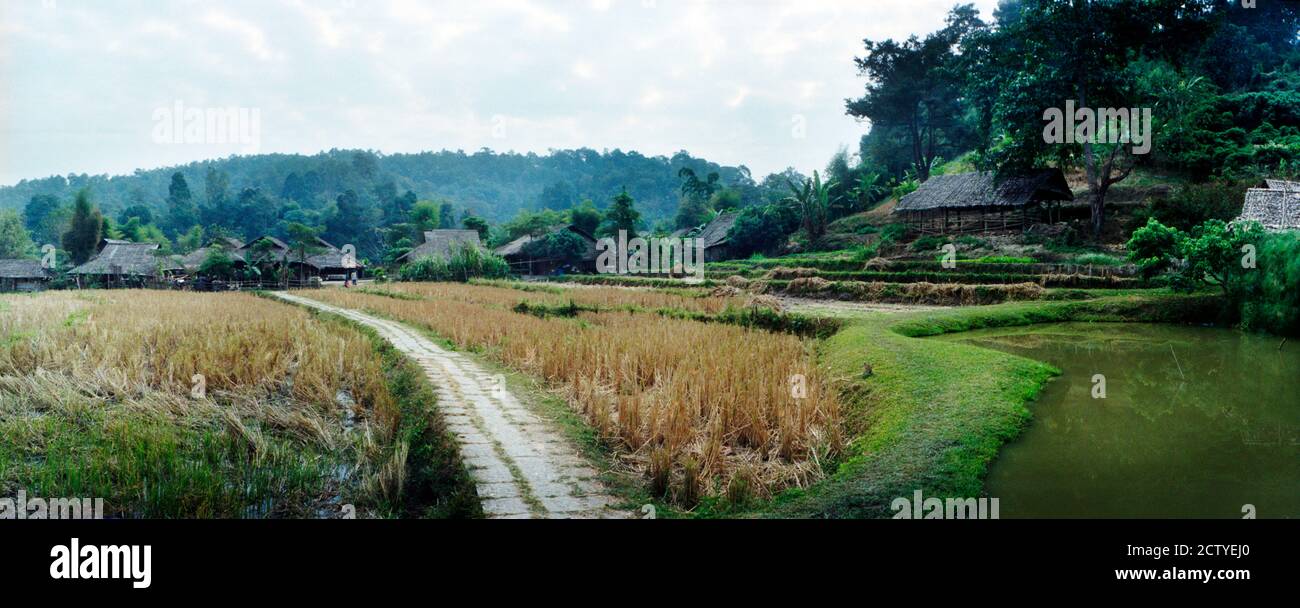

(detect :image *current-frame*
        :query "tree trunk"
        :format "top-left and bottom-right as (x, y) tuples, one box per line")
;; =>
(1089, 190), (1105, 237)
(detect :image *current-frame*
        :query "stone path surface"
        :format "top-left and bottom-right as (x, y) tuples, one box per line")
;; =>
(274, 292), (626, 519)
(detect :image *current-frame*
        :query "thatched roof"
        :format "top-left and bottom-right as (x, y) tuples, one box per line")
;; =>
(398, 230), (483, 262)
(895, 170), (1073, 212)
(241, 235), (291, 253)
(494, 225), (598, 261)
(0, 259), (50, 280)
(232, 235), (360, 270)
(1236, 188), (1300, 231)
(181, 246), (246, 271)
(697, 211), (740, 249)
(70, 242), (167, 277)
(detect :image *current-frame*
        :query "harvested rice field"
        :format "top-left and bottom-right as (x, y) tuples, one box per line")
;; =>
(0, 290), (477, 518)
(294, 283), (843, 505)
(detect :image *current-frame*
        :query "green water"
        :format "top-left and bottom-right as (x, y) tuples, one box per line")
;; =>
(938, 323), (1299, 518)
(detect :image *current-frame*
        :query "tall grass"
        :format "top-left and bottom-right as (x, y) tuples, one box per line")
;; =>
(398, 245), (511, 282)
(296, 287), (843, 500)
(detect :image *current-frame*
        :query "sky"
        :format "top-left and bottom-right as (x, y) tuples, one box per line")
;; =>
(0, 0), (1002, 186)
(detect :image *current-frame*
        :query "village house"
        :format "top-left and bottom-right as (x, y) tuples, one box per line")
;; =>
(667, 211), (741, 263)
(68, 239), (180, 287)
(0, 259), (52, 292)
(893, 169), (1074, 234)
(236, 235), (364, 282)
(696, 210), (740, 262)
(494, 224), (598, 275)
(180, 237), (247, 274)
(1235, 179), (1300, 232)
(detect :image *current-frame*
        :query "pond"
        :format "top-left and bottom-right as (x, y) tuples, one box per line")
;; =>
(936, 322), (1299, 518)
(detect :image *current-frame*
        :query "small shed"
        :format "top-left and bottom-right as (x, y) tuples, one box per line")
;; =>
(0, 259), (51, 292)
(894, 170), (1074, 234)
(494, 225), (597, 275)
(397, 230), (484, 264)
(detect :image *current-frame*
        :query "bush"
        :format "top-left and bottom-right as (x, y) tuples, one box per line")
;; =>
(1232, 232), (1300, 336)
(399, 244), (511, 282)
(910, 235), (948, 253)
(728, 203), (800, 257)
(521, 230), (588, 264)
(1133, 181), (1251, 232)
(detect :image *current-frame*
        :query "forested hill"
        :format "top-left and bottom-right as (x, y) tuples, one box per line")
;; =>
(0, 147), (751, 223)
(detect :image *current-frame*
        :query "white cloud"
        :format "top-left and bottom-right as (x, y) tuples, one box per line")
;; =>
(201, 10), (278, 61)
(0, 0), (1004, 186)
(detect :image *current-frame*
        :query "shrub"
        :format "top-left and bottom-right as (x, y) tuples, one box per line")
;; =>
(521, 230), (588, 264)
(911, 235), (948, 253)
(1133, 181), (1250, 232)
(1234, 232), (1300, 335)
(399, 244), (511, 282)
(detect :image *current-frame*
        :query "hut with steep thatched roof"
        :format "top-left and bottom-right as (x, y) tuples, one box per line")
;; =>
(893, 170), (1074, 234)
(1235, 180), (1300, 232)
(696, 210), (741, 262)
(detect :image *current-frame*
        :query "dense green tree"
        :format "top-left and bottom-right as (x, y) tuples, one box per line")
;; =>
(967, 0), (1149, 236)
(500, 208), (567, 243)
(61, 189), (103, 265)
(438, 201), (457, 229)
(601, 189), (641, 238)
(673, 194), (712, 230)
(198, 245), (237, 279)
(176, 225), (204, 254)
(462, 215), (490, 240)
(728, 202), (800, 257)
(201, 167), (231, 228)
(521, 230), (588, 264)
(23, 193), (66, 247)
(118, 204), (154, 226)
(568, 200), (602, 235)
(166, 172), (198, 236)
(847, 5), (985, 182)
(0, 210), (34, 258)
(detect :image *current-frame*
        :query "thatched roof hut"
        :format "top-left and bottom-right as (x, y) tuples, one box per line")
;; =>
(0, 259), (51, 292)
(1236, 181), (1300, 232)
(69, 241), (171, 279)
(236, 235), (363, 276)
(696, 211), (740, 261)
(894, 170), (1073, 234)
(397, 230), (483, 263)
(494, 224), (597, 275)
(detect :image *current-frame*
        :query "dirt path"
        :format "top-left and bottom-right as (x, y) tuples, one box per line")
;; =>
(273, 292), (626, 519)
